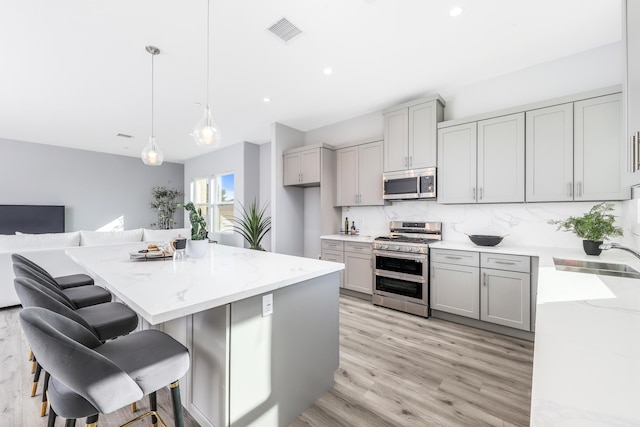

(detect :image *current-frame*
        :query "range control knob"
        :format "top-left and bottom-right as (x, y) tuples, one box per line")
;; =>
(392, 245), (400, 251)
(381, 244), (389, 250)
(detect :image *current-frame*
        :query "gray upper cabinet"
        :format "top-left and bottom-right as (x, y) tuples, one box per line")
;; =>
(625, 0), (640, 184)
(283, 147), (321, 186)
(438, 113), (524, 204)
(384, 96), (444, 172)
(477, 113), (525, 203)
(336, 141), (384, 206)
(574, 93), (627, 200)
(437, 122), (477, 204)
(525, 103), (574, 201)
(526, 94), (627, 201)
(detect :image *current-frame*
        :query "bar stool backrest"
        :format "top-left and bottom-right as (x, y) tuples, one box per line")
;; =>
(19, 307), (143, 414)
(13, 262), (63, 291)
(11, 254), (55, 281)
(14, 277), (93, 332)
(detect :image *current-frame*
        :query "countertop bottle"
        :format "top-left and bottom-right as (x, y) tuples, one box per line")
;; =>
(351, 221), (356, 235)
(344, 217), (349, 234)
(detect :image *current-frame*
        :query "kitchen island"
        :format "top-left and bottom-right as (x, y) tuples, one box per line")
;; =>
(67, 242), (344, 427)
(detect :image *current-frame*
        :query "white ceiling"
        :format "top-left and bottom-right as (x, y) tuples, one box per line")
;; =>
(0, 0), (622, 163)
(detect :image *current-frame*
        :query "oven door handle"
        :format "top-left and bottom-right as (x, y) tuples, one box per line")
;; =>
(373, 251), (427, 261)
(374, 269), (426, 283)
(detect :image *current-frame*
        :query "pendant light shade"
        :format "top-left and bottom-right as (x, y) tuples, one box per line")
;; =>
(142, 45), (163, 166)
(193, 0), (221, 147)
(194, 105), (221, 146)
(141, 135), (163, 165)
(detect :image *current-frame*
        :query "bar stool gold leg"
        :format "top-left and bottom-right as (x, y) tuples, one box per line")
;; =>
(28, 349), (33, 361)
(131, 402), (136, 412)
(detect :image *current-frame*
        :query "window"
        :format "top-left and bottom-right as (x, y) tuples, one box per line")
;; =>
(190, 173), (234, 233)
(213, 173), (234, 232)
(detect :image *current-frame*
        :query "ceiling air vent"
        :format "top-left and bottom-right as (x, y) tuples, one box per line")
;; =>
(267, 17), (302, 43)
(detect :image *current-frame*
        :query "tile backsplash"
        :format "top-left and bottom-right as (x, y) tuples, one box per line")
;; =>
(343, 200), (632, 249)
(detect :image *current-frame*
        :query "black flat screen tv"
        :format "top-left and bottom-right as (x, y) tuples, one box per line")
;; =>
(0, 205), (65, 235)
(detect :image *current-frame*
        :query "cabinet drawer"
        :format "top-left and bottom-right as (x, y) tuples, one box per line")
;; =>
(321, 240), (344, 251)
(345, 242), (372, 254)
(320, 249), (343, 263)
(430, 249), (479, 267)
(481, 253), (530, 273)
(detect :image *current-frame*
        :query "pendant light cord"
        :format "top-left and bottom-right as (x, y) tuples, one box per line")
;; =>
(151, 51), (155, 139)
(206, 0), (210, 108)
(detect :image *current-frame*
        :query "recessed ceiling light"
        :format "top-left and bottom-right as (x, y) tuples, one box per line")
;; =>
(449, 7), (463, 17)
(323, 67), (333, 76)
(263, 97), (271, 103)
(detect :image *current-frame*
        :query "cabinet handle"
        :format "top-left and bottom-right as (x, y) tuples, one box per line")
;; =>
(483, 272), (487, 287)
(404, 156), (408, 167)
(409, 156), (412, 167)
(445, 256), (462, 260)
(472, 187), (476, 200)
(636, 131), (640, 171)
(567, 182), (573, 198)
(494, 260), (516, 265)
(479, 187), (483, 200)
(577, 181), (582, 197)
(632, 134), (637, 173)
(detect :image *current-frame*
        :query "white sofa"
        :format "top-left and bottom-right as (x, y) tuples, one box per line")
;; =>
(0, 228), (190, 308)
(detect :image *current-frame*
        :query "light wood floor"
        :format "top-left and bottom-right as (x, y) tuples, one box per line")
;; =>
(1, 295), (533, 426)
(291, 295), (534, 427)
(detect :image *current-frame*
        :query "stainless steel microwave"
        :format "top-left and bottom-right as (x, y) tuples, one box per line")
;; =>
(383, 167), (436, 200)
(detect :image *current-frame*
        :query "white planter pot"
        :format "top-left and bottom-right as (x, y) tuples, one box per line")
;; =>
(187, 239), (209, 258)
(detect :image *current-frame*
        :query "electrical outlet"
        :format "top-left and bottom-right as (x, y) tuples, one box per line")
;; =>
(262, 294), (273, 316)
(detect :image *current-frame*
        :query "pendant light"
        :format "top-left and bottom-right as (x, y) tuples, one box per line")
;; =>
(141, 45), (164, 166)
(193, 0), (221, 147)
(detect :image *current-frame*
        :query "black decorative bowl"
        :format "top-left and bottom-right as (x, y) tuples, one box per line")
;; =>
(467, 234), (505, 246)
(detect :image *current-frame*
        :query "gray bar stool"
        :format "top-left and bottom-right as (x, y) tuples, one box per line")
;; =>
(12, 253), (94, 288)
(20, 307), (189, 427)
(13, 263), (111, 308)
(14, 277), (138, 416)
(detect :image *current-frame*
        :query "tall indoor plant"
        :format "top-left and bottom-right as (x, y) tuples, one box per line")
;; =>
(149, 186), (183, 229)
(179, 202), (209, 258)
(548, 202), (623, 255)
(233, 199), (271, 251)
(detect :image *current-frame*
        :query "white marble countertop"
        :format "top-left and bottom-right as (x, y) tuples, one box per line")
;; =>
(67, 243), (344, 325)
(320, 234), (376, 243)
(525, 246), (640, 426)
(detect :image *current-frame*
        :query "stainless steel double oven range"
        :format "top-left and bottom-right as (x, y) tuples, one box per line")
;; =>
(372, 221), (442, 317)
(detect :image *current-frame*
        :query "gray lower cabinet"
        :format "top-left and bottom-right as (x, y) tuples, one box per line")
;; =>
(321, 239), (344, 287)
(344, 242), (373, 295)
(480, 268), (531, 331)
(321, 239), (372, 294)
(430, 249), (480, 319)
(430, 249), (533, 331)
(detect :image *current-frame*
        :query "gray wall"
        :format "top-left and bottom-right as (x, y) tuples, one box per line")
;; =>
(0, 138), (184, 231)
(183, 141), (262, 247)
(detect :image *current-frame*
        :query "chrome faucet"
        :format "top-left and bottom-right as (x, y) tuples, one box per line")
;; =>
(599, 242), (640, 260)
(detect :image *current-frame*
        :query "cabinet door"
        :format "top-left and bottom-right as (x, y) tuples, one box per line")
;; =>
(358, 141), (384, 206)
(300, 148), (321, 185)
(480, 268), (530, 331)
(336, 147), (358, 206)
(283, 152), (301, 186)
(525, 104), (574, 201)
(626, 0), (640, 184)
(575, 93), (628, 201)
(437, 122), (477, 204)
(477, 113), (525, 203)
(384, 109), (409, 172)
(321, 249), (344, 288)
(344, 251), (373, 295)
(430, 262), (479, 319)
(408, 102), (437, 169)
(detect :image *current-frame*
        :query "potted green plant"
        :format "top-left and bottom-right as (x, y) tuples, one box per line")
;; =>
(149, 186), (183, 229)
(548, 202), (623, 255)
(233, 199), (271, 251)
(178, 202), (209, 258)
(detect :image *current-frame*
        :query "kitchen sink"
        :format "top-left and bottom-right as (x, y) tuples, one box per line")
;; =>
(553, 258), (640, 279)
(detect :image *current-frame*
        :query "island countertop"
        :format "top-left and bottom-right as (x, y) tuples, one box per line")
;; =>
(67, 243), (344, 325)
